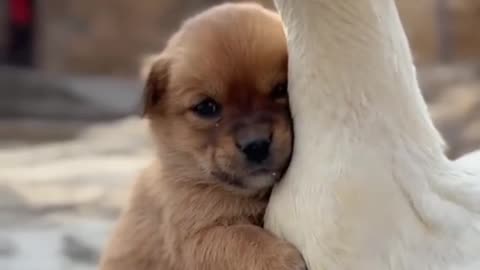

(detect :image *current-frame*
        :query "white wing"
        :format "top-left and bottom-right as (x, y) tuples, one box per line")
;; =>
(456, 150), (480, 174)
(436, 150), (480, 214)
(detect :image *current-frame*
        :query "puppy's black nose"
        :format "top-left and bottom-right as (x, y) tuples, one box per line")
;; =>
(240, 139), (271, 164)
(234, 121), (272, 164)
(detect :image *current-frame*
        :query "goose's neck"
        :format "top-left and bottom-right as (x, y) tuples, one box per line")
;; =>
(276, 0), (446, 159)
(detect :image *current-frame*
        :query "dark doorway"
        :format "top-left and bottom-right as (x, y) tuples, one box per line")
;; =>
(6, 0), (35, 67)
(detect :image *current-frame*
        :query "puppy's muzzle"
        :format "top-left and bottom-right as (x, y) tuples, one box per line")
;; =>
(234, 123), (272, 164)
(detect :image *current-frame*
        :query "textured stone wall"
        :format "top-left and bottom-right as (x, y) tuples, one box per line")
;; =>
(448, 0), (480, 60)
(32, 0), (480, 76)
(36, 0), (273, 76)
(397, 0), (480, 63)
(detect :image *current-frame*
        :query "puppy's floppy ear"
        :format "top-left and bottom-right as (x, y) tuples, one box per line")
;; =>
(141, 54), (170, 117)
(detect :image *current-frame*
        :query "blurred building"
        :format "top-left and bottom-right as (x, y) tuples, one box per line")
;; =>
(0, 0), (479, 76)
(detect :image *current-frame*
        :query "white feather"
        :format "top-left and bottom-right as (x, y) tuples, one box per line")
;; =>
(265, 1), (480, 270)
(457, 151), (480, 173)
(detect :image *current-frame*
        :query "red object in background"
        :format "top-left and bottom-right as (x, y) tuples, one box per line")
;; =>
(6, 0), (35, 66)
(9, 0), (32, 26)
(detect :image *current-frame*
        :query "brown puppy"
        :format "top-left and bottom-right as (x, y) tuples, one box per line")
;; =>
(99, 3), (304, 270)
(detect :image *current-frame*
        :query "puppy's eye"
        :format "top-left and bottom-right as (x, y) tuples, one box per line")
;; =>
(271, 82), (288, 100)
(192, 98), (222, 118)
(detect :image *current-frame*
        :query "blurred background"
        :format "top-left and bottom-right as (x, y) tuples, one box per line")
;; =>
(0, 0), (479, 269)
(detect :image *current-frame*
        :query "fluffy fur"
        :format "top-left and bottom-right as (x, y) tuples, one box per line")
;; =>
(99, 3), (305, 270)
(265, 1), (480, 270)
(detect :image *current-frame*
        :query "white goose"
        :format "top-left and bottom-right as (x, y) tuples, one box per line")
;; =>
(265, 1), (480, 270)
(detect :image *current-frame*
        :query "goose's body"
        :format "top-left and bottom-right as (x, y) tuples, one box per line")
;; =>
(265, 1), (480, 269)
(457, 151), (480, 174)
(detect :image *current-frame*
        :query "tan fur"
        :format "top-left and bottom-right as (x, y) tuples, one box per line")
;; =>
(99, 3), (305, 270)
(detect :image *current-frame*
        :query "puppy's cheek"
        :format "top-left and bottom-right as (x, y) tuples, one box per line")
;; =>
(212, 135), (239, 171)
(273, 123), (293, 157)
(195, 146), (216, 173)
(212, 147), (235, 172)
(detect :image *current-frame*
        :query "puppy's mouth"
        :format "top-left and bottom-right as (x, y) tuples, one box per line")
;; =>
(211, 168), (281, 190)
(211, 170), (245, 188)
(251, 168), (279, 178)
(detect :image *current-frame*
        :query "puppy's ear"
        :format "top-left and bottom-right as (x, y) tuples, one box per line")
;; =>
(141, 54), (170, 117)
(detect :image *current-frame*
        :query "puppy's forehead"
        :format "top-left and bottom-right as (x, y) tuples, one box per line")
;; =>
(170, 4), (287, 96)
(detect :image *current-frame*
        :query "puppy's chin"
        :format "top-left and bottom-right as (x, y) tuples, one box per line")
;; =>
(211, 169), (280, 195)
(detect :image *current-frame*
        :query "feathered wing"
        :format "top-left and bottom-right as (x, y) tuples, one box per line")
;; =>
(432, 150), (480, 216)
(456, 150), (480, 174)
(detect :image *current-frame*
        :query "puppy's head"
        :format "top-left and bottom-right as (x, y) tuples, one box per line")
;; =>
(143, 3), (291, 195)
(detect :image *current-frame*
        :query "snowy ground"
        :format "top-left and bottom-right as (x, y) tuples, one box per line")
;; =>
(0, 118), (153, 270)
